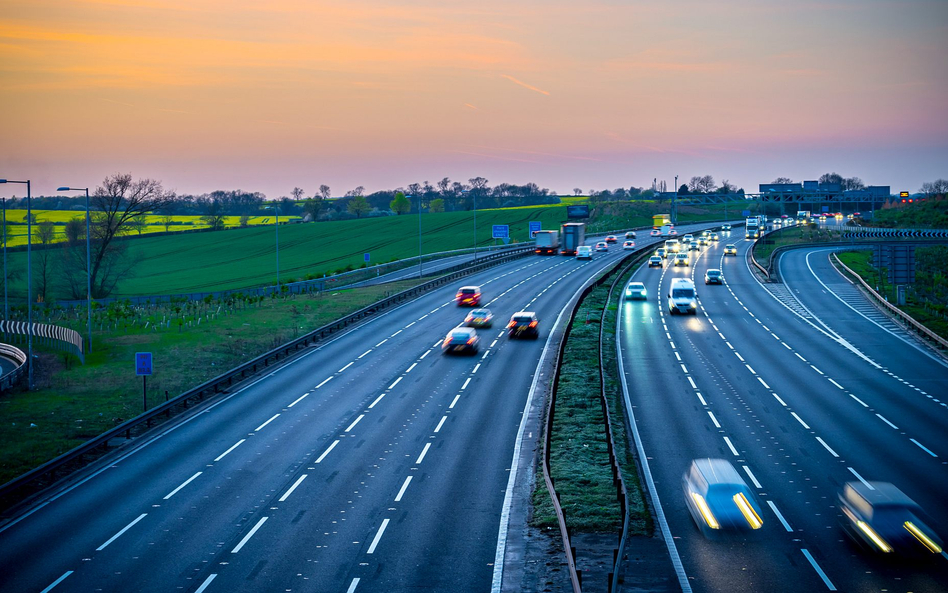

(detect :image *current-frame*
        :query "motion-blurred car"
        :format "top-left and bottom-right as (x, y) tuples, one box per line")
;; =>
(625, 231), (637, 239)
(463, 308), (494, 328)
(441, 327), (480, 355)
(576, 245), (593, 260)
(838, 481), (943, 557)
(721, 224), (732, 231)
(710, 232), (720, 241)
(683, 458), (764, 536)
(622, 240), (636, 250)
(456, 285), (482, 307)
(698, 237), (709, 246)
(655, 248), (667, 259)
(624, 281), (647, 300)
(688, 242), (700, 252)
(704, 269), (723, 284)
(674, 253), (689, 266)
(595, 242), (609, 252)
(683, 234), (694, 243)
(605, 235), (618, 244)
(648, 256), (663, 268)
(507, 311), (539, 339)
(649, 229), (661, 237)
(724, 244), (737, 256)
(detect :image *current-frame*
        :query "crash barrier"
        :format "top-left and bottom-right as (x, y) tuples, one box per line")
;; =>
(843, 228), (948, 239)
(0, 245), (534, 512)
(831, 253), (948, 352)
(0, 343), (27, 392)
(0, 320), (84, 364)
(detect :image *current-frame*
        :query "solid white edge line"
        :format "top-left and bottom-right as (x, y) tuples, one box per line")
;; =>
(345, 414), (365, 433)
(254, 413), (280, 432)
(279, 474), (308, 502)
(815, 437), (839, 458)
(163, 472), (202, 500)
(214, 439), (245, 462)
(346, 578), (360, 593)
(614, 297), (692, 593)
(96, 513), (148, 551)
(394, 476), (412, 502)
(366, 518), (390, 554)
(315, 440), (340, 463)
(801, 548), (837, 590)
(194, 574), (217, 593)
(742, 465), (762, 489)
(767, 501), (793, 532)
(231, 516), (268, 553)
(40, 571), (73, 593)
(415, 443), (431, 465)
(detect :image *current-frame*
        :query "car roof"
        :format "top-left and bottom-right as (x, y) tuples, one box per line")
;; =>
(460, 285), (480, 291)
(690, 458), (745, 487)
(628, 281), (645, 287)
(451, 327), (476, 335)
(511, 311), (536, 317)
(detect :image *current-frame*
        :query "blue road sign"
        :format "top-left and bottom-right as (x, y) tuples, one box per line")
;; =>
(492, 225), (509, 239)
(528, 221), (542, 237)
(136, 352), (153, 376)
(822, 206), (829, 212)
(742, 210), (750, 217)
(364, 252), (370, 263)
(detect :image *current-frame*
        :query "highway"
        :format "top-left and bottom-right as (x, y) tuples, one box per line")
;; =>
(618, 228), (948, 592)
(0, 226), (704, 593)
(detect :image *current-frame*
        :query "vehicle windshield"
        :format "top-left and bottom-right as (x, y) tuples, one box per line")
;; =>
(673, 289), (694, 298)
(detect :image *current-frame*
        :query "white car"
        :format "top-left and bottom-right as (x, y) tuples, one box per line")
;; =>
(576, 245), (593, 260)
(622, 240), (635, 250)
(595, 242), (609, 252)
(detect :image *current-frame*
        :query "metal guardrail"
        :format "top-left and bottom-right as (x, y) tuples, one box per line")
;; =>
(0, 343), (26, 392)
(0, 245), (534, 513)
(831, 253), (948, 351)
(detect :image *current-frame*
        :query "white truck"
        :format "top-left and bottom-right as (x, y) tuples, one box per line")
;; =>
(534, 230), (559, 255)
(745, 217), (761, 239)
(659, 225), (676, 237)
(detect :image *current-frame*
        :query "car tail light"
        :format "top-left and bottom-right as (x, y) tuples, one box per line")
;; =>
(529, 321), (538, 328)
(466, 337), (477, 345)
(507, 321), (515, 328)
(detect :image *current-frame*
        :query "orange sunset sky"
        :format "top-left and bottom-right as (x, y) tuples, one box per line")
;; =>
(1, 0), (946, 198)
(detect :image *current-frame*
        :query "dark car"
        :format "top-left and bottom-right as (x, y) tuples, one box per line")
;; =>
(704, 269), (723, 284)
(507, 311), (539, 339)
(838, 481), (943, 557)
(441, 327), (480, 355)
(455, 285), (481, 307)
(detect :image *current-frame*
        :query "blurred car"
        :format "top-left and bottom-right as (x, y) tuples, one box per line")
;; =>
(655, 247), (667, 259)
(724, 244), (737, 256)
(625, 231), (637, 239)
(683, 234), (694, 243)
(648, 256), (663, 268)
(674, 253), (689, 266)
(455, 285), (481, 307)
(649, 229), (661, 237)
(464, 308), (493, 328)
(576, 245), (593, 260)
(441, 327), (480, 355)
(507, 311), (539, 339)
(595, 242), (609, 252)
(625, 281), (647, 300)
(721, 224), (732, 231)
(698, 237), (709, 246)
(622, 240), (636, 250)
(700, 230), (711, 238)
(683, 458), (764, 536)
(781, 214), (789, 219)
(704, 269), (723, 284)
(710, 232), (720, 241)
(605, 235), (618, 244)
(838, 481), (943, 557)
(688, 242), (700, 252)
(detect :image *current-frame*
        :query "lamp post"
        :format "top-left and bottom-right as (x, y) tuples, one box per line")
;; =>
(407, 195), (422, 278)
(264, 205), (280, 289)
(2, 197), (7, 321)
(0, 179), (32, 389)
(57, 187), (93, 355)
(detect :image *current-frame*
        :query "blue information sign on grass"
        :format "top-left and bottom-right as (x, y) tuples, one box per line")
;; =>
(528, 221), (542, 237)
(136, 352), (153, 376)
(492, 225), (509, 239)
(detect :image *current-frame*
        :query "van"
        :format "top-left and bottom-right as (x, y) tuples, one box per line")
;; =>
(667, 278), (697, 315)
(664, 239), (680, 253)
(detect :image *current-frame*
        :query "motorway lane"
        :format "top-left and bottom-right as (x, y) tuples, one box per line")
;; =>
(0, 240), (641, 593)
(619, 235), (948, 592)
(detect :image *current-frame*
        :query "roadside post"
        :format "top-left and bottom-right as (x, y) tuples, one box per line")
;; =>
(136, 352), (153, 413)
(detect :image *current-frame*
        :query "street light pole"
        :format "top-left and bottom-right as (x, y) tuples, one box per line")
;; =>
(2, 197), (6, 322)
(265, 205), (280, 289)
(0, 179), (33, 388)
(472, 190), (477, 260)
(58, 187), (93, 355)
(410, 195), (422, 278)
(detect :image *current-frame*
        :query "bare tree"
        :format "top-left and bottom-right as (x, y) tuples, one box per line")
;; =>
(201, 198), (227, 230)
(719, 179), (737, 193)
(318, 185), (331, 200)
(772, 177), (793, 184)
(291, 187), (305, 202)
(819, 172), (844, 187)
(161, 215), (174, 232)
(843, 177), (865, 191)
(688, 175), (716, 193)
(919, 179), (948, 196)
(573, 188), (582, 196)
(34, 221), (56, 302)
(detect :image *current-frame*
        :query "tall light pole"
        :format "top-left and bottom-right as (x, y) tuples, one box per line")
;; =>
(408, 195), (422, 278)
(2, 197), (7, 322)
(57, 186), (93, 355)
(0, 179), (33, 389)
(463, 189), (477, 260)
(265, 205), (280, 289)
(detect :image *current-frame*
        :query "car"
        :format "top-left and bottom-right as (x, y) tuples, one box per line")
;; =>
(507, 311), (539, 339)
(688, 242), (700, 252)
(649, 229), (661, 237)
(648, 256), (663, 268)
(441, 327), (480, 355)
(625, 231), (637, 239)
(464, 308), (493, 328)
(683, 458), (764, 536)
(700, 230), (711, 237)
(624, 281), (647, 300)
(674, 253), (689, 266)
(710, 232), (720, 241)
(704, 269), (723, 284)
(595, 242), (609, 252)
(781, 214), (789, 219)
(724, 244), (737, 256)
(605, 235), (618, 244)
(721, 224), (732, 231)
(576, 245), (593, 260)
(698, 237), (709, 246)
(838, 481), (943, 557)
(655, 247), (667, 259)
(456, 285), (481, 307)
(622, 240), (635, 250)
(683, 234), (694, 243)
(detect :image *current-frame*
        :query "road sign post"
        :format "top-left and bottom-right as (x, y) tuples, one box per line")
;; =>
(528, 221), (542, 238)
(136, 352), (153, 412)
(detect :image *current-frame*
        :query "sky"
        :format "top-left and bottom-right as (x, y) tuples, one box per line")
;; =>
(1, 0), (946, 199)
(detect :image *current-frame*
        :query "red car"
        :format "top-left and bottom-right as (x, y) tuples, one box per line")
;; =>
(605, 235), (618, 244)
(456, 285), (481, 307)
